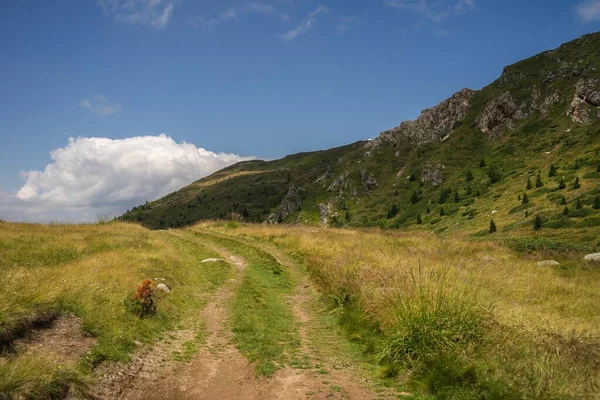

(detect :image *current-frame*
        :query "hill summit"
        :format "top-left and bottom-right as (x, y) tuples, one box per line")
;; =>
(121, 32), (600, 249)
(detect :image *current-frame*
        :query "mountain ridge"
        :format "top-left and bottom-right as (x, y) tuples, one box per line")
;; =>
(120, 31), (600, 250)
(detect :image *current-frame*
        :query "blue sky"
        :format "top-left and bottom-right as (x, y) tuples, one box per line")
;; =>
(1, 0), (600, 221)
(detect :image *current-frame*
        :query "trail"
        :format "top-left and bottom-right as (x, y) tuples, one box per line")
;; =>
(94, 230), (401, 399)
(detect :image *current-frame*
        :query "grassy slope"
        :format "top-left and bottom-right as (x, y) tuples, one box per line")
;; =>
(204, 222), (600, 399)
(0, 221), (232, 398)
(120, 33), (600, 250)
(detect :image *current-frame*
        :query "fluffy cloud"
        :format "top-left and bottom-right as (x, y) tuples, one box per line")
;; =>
(1, 135), (255, 222)
(98, 0), (177, 29)
(575, 0), (600, 22)
(80, 95), (121, 116)
(384, 0), (475, 22)
(280, 5), (328, 41)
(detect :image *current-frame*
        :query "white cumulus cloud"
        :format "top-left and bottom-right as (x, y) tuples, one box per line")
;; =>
(575, 0), (600, 22)
(1, 135), (255, 222)
(80, 95), (122, 117)
(98, 0), (177, 29)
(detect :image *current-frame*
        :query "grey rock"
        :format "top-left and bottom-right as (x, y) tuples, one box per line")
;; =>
(421, 163), (445, 186)
(537, 260), (560, 267)
(156, 283), (170, 293)
(568, 96), (594, 125)
(318, 203), (331, 225)
(360, 169), (377, 191)
(328, 171), (350, 193)
(267, 185), (302, 223)
(568, 79), (600, 124)
(541, 91), (561, 114)
(584, 253), (600, 262)
(201, 258), (224, 263)
(477, 92), (526, 134)
(315, 167), (333, 185)
(367, 88), (475, 148)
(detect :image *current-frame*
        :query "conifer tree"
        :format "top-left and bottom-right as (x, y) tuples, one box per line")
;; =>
(489, 219), (497, 234)
(549, 163), (557, 177)
(534, 215), (542, 230)
(535, 172), (544, 188)
(522, 193), (529, 204)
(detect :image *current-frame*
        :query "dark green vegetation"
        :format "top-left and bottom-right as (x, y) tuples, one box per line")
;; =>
(121, 33), (600, 251)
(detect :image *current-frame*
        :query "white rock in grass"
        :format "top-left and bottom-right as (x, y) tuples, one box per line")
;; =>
(584, 253), (600, 262)
(201, 258), (224, 263)
(537, 260), (560, 267)
(156, 283), (170, 293)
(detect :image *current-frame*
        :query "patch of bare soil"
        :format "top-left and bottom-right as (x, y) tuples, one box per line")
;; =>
(6, 314), (96, 364)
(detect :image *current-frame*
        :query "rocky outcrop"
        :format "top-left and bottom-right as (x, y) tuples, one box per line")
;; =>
(360, 169), (377, 191)
(584, 253), (600, 262)
(477, 92), (527, 134)
(156, 283), (170, 293)
(568, 78), (600, 124)
(327, 171), (356, 195)
(316, 167), (333, 186)
(421, 163), (445, 186)
(537, 260), (560, 267)
(318, 203), (332, 225)
(267, 185), (302, 223)
(368, 88), (475, 148)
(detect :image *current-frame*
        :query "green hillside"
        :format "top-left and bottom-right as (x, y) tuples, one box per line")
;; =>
(120, 32), (600, 249)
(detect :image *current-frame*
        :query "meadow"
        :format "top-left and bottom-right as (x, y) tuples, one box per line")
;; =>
(1, 219), (600, 399)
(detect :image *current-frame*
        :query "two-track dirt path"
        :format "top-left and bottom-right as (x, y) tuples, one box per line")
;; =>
(94, 230), (402, 399)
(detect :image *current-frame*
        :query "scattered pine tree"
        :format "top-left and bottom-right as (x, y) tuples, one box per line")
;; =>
(416, 214), (423, 225)
(440, 207), (446, 216)
(480, 158), (487, 168)
(535, 172), (544, 188)
(488, 165), (502, 184)
(410, 190), (420, 204)
(345, 210), (351, 221)
(426, 206), (431, 214)
(563, 206), (570, 216)
(559, 177), (566, 189)
(465, 170), (474, 182)
(409, 172), (417, 182)
(576, 199), (583, 210)
(387, 204), (399, 219)
(454, 190), (460, 202)
(549, 163), (557, 177)
(526, 176), (533, 190)
(534, 215), (542, 230)
(522, 193), (529, 204)
(560, 195), (567, 205)
(594, 196), (600, 210)
(573, 177), (581, 189)
(489, 219), (497, 234)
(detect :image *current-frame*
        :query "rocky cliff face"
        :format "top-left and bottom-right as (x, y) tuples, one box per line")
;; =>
(267, 185), (302, 223)
(568, 78), (600, 124)
(367, 88), (475, 150)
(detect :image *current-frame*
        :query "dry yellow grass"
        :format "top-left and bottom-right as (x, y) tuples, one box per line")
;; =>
(0, 221), (231, 398)
(201, 222), (600, 397)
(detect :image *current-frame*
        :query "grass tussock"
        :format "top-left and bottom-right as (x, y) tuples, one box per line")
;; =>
(203, 222), (600, 398)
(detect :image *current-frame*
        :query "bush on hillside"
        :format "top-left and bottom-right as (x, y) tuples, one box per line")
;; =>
(127, 279), (162, 317)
